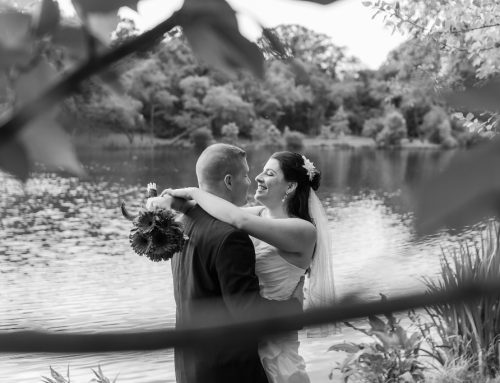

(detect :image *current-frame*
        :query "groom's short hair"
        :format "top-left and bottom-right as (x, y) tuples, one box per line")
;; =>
(196, 143), (247, 188)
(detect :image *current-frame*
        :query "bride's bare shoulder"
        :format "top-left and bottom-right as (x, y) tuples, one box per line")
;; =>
(241, 206), (265, 216)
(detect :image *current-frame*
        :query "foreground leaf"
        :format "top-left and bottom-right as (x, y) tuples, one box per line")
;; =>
(328, 342), (361, 353)
(183, 23), (264, 79)
(368, 315), (386, 332)
(52, 24), (88, 60)
(0, 137), (30, 181)
(181, 0), (264, 78)
(33, 0), (60, 37)
(0, 44), (32, 70)
(0, 11), (33, 69)
(87, 12), (120, 44)
(414, 137), (500, 236)
(19, 118), (86, 177)
(15, 59), (56, 105)
(12, 59), (85, 178)
(0, 11), (31, 48)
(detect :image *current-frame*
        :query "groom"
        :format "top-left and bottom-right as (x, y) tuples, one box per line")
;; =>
(151, 143), (302, 383)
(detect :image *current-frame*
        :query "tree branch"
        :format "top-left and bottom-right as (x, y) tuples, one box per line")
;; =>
(0, 281), (496, 353)
(375, 7), (499, 53)
(449, 23), (500, 34)
(0, 11), (181, 146)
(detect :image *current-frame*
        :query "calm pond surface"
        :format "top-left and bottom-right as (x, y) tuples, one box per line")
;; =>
(0, 145), (477, 382)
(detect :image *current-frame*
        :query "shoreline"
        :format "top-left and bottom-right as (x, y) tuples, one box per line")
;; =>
(72, 132), (442, 151)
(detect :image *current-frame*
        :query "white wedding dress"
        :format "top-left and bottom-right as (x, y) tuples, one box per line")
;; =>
(252, 236), (311, 383)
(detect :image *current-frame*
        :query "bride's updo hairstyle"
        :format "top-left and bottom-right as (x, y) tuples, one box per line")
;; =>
(271, 151), (321, 224)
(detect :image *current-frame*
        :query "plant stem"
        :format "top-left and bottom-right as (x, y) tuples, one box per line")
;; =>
(0, 281), (498, 353)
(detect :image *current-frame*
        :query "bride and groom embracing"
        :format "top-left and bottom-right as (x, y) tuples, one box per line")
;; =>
(147, 143), (336, 383)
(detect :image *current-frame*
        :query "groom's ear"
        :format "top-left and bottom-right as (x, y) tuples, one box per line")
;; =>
(223, 174), (233, 190)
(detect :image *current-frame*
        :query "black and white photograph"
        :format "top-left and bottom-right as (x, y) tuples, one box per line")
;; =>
(2, 0), (500, 382)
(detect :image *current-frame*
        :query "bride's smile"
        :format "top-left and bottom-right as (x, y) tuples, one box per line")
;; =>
(254, 159), (288, 205)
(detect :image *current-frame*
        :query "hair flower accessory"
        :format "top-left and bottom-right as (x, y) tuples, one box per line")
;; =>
(302, 155), (317, 181)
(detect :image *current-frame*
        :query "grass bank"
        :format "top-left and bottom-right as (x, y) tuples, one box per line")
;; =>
(72, 132), (441, 151)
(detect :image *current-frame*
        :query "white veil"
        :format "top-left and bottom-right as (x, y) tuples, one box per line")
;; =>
(304, 189), (339, 337)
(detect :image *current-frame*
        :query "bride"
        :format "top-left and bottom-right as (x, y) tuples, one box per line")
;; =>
(163, 151), (337, 383)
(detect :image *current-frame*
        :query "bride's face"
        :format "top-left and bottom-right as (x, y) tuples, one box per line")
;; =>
(254, 158), (288, 206)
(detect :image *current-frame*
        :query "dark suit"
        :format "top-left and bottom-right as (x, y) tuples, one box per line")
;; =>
(171, 205), (301, 383)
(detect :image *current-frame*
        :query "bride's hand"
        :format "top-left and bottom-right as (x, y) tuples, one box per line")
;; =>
(161, 187), (197, 200)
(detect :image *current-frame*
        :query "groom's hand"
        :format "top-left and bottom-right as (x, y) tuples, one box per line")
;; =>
(161, 187), (195, 200)
(146, 196), (171, 211)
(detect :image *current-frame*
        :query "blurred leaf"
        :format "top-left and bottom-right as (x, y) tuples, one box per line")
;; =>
(87, 12), (120, 44)
(52, 24), (88, 59)
(0, 44), (32, 70)
(51, 23), (122, 91)
(52, 24), (107, 60)
(372, 330), (400, 348)
(407, 332), (421, 349)
(19, 117), (86, 177)
(15, 59), (56, 105)
(0, 138), (30, 181)
(328, 342), (361, 353)
(33, 0), (60, 37)
(0, 11), (33, 69)
(13, 59), (85, 178)
(444, 78), (500, 112)
(0, 11), (31, 48)
(368, 315), (386, 332)
(181, 0), (264, 78)
(394, 325), (408, 347)
(414, 137), (500, 236)
(72, 0), (138, 14)
(184, 23), (264, 78)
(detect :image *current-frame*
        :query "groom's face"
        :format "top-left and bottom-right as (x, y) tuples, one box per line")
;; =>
(230, 158), (251, 207)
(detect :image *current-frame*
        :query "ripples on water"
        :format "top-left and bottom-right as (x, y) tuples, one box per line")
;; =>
(0, 147), (480, 382)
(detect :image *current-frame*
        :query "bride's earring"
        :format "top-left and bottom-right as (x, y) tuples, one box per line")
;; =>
(282, 190), (290, 203)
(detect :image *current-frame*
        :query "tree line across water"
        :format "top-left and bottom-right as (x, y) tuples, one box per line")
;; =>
(51, 20), (483, 150)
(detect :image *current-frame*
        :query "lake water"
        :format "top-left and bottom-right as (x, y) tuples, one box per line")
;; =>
(0, 145), (474, 382)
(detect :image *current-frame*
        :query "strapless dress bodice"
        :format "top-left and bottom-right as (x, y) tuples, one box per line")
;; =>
(251, 237), (306, 301)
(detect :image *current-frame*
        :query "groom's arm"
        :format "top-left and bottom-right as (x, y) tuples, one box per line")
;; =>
(215, 230), (302, 320)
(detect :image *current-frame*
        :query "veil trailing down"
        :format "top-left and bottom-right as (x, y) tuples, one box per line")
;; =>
(304, 189), (339, 337)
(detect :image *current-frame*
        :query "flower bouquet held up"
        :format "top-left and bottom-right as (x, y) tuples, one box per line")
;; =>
(121, 183), (186, 262)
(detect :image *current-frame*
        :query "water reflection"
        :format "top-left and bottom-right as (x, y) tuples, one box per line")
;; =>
(0, 146), (468, 382)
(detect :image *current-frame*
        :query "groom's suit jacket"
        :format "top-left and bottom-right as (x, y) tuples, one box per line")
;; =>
(171, 205), (301, 383)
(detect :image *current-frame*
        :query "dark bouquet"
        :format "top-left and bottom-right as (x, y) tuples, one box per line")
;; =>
(121, 183), (186, 262)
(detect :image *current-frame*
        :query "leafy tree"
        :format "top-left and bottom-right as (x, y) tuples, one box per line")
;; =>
(329, 105), (351, 137)
(221, 122), (239, 144)
(258, 24), (360, 78)
(362, 116), (385, 139)
(364, 0), (499, 83)
(376, 109), (407, 147)
(202, 84), (255, 137)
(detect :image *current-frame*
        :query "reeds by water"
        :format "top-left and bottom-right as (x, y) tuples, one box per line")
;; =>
(423, 221), (500, 378)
